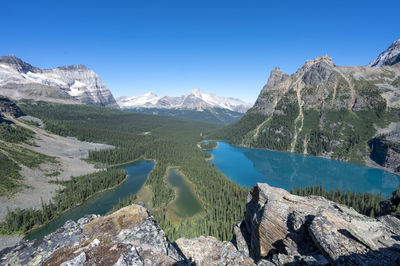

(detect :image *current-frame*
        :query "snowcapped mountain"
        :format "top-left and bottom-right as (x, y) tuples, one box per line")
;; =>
(368, 38), (400, 67)
(0, 55), (119, 108)
(116, 88), (252, 113)
(117, 92), (159, 108)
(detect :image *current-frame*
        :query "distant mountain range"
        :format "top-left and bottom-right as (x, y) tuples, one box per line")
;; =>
(214, 38), (400, 173)
(0, 55), (252, 124)
(0, 55), (119, 108)
(117, 88), (252, 113)
(117, 88), (252, 124)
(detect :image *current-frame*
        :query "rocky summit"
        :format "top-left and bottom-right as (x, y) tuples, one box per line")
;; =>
(2, 183), (400, 265)
(369, 38), (400, 67)
(215, 40), (400, 173)
(0, 55), (119, 108)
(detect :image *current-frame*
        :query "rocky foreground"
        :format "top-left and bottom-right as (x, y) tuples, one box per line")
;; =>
(2, 183), (400, 265)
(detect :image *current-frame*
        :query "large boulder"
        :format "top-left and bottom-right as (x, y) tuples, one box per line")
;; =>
(175, 236), (254, 265)
(236, 183), (400, 265)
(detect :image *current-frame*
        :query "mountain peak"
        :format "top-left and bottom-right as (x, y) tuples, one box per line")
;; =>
(117, 89), (251, 113)
(369, 38), (400, 67)
(0, 56), (119, 108)
(0, 54), (18, 60)
(392, 38), (400, 46)
(303, 55), (335, 68)
(0, 54), (37, 73)
(144, 92), (158, 97)
(262, 67), (289, 93)
(190, 88), (202, 96)
(116, 92), (160, 108)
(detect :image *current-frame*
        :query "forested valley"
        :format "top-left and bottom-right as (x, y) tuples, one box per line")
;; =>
(3, 101), (248, 241)
(2, 100), (392, 243)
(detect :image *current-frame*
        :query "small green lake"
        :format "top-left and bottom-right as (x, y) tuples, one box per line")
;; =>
(26, 160), (155, 239)
(166, 168), (202, 218)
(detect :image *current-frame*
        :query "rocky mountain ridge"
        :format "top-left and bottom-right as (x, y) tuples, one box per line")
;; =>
(215, 39), (400, 173)
(117, 88), (252, 113)
(2, 183), (400, 265)
(0, 55), (119, 108)
(369, 38), (400, 67)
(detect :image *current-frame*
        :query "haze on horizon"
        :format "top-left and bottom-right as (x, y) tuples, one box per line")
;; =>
(1, 0), (399, 103)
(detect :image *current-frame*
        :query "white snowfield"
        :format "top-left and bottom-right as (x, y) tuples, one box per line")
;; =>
(117, 88), (252, 113)
(117, 92), (159, 108)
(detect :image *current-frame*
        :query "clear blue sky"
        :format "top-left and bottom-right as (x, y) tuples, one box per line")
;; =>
(1, 0), (399, 103)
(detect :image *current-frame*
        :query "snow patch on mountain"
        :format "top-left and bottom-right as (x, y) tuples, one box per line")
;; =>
(117, 92), (160, 108)
(369, 39), (400, 67)
(116, 88), (252, 113)
(0, 55), (119, 108)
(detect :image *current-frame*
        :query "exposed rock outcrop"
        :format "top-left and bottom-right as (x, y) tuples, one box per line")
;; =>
(0, 96), (24, 122)
(0, 205), (185, 265)
(0, 55), (119, 108)
(175, 236), (254, 265)
(369, 137), (400, 173)
(237, 183), (400, 265)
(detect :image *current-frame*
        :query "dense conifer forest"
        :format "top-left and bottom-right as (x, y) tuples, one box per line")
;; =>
(0, 169), (126, 233)
(10, 101), (248, 241)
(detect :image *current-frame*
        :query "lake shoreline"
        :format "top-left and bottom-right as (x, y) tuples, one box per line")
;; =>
(165, 167), (204, 220)
(206, 139), (399, 176)
(24, 160), (155, 240)
(23, 173), (129, 238)
(206, 141), (400, 198)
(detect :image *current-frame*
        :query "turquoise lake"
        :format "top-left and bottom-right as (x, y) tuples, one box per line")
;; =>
(26, 160), (155, 239)
(207, 141), (400, 198)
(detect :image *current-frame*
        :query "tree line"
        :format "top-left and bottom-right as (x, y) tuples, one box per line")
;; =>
(289, 185), (382, 217)
(0, 168), (126, 233)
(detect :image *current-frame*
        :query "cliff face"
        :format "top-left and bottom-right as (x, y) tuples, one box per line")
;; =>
(0, 55), (119, 108)
(369, 137), (400, 173)
(2, 184), (400, 265)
